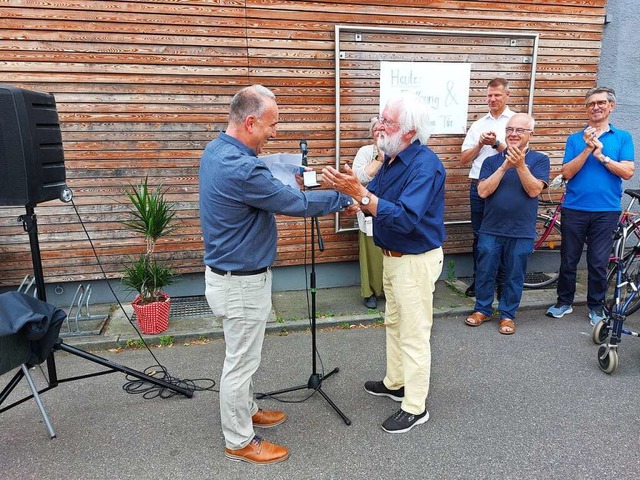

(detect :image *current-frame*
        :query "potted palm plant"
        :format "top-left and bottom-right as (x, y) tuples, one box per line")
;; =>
(121, 177), (177, 334)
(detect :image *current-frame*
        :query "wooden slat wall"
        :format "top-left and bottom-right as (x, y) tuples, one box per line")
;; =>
(0, 0), (607, 287)
(335, 28), (538, 250)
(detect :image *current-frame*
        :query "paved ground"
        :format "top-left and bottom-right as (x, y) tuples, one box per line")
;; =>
(4, 277), (640, 479)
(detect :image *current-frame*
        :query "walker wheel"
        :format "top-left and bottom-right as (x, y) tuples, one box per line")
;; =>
(597, 345), (619, 374)
(591, 320), (609, 345)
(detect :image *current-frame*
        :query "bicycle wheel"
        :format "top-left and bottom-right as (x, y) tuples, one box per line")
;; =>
(620, 216), (640, 258)
(524, 214), (562, 289)
(605, 250), (640, 315)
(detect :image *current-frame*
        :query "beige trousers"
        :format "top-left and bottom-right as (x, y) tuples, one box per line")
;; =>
(382, 247), (443, 415)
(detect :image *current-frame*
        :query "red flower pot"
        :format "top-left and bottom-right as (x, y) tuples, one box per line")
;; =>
(132, 293), (170, 335)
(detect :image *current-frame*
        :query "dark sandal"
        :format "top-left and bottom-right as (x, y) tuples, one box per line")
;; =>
(465, 311), (489, 326)
(499, 318), (516, 335)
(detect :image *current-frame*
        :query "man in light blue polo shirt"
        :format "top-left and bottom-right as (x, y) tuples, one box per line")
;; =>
(546, 87), (635, 324)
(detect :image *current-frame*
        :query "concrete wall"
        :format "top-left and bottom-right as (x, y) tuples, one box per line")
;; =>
(598, 0), (640, 188)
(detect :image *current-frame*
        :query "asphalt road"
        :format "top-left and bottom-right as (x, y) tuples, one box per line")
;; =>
(2, 305), (640, 480)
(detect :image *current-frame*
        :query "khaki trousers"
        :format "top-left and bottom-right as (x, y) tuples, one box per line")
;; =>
(382, 247), (443, 415)
(204, 267), (272, 449)
(358, 231), (384, 298)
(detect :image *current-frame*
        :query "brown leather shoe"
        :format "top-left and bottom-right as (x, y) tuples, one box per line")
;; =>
(252, 409), (287, 428)
(225, 436), (289, 464)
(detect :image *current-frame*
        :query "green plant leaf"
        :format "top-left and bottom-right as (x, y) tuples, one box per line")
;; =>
(120, 177), (178, 302)
(121, 255), (175, 303)
(122, 177), (178, 254)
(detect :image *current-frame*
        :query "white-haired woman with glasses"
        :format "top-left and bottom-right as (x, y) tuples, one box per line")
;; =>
(352, 117), (384, 309)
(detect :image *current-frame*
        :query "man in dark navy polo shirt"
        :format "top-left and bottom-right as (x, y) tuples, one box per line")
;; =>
(464, 113), (550, 335)
(199, 85), (353, 464)
(324, 93), (445, 434)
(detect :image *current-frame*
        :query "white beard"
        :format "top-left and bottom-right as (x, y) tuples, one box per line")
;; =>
(377, 130), (405, 157)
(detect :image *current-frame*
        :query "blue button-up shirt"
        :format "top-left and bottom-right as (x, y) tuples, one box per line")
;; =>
(199, 132), (352, 271)
(367, 140), (446, 254)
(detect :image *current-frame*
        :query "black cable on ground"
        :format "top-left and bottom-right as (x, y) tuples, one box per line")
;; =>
(70, 198), (217, 397)
(123, 364), (216, 399)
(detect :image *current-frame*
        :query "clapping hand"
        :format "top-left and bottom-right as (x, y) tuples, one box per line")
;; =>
(479, 131), (497, 146)
(504, 145), (525, 169)
(592, 136), (604, 158)
(583, 126), (598, 149)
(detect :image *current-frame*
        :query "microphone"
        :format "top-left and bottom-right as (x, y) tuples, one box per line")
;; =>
(299, 139), (308, 166)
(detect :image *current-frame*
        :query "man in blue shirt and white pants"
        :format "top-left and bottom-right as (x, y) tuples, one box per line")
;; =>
(324, 93), (445, 434)
(546, 87), (635, 325)
(199, 85), (353, 464)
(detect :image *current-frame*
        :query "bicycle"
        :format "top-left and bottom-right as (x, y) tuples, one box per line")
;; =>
(523, 190), (563, 289)
(603, 190), (640, 316)
(523, 174), (567, 288)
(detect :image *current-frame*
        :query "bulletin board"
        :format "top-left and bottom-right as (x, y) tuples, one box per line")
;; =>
(334, 24), (539, 243)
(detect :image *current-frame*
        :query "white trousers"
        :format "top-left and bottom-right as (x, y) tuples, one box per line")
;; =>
(204, 267), (272, 449)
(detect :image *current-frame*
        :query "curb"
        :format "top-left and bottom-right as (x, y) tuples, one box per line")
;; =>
(59, 278), (587, 353)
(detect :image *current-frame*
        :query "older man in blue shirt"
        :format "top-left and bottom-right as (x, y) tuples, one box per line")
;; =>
(199, 85), (352, 465)
(324, 93), (445, 434)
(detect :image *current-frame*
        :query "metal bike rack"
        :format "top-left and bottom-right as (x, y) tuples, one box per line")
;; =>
(64, 284), (108, 335)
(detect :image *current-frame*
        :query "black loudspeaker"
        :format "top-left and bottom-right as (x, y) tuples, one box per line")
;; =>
(0, 84), (67, 207)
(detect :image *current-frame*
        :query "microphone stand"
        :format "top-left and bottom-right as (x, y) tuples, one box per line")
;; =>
(256, 142), (351, 426)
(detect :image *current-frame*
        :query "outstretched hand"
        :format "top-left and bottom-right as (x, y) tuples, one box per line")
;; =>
(343, 202), (361, 215)
(322, 163), (364, 198)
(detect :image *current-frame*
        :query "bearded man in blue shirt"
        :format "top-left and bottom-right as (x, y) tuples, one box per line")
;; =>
(324, 93), (445, 434)
(199, 85), (353, 465)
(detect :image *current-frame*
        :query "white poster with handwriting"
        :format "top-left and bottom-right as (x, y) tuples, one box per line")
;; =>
(379, 62), (471, 135)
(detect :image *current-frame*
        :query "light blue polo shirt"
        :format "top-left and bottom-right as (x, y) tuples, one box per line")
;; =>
(563, 124), (635, 212)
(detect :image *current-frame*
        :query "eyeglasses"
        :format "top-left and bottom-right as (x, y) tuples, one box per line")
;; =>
(505, 127), (533, 135)
(586, 100), (609, 109)
(379, 117), (401, 129)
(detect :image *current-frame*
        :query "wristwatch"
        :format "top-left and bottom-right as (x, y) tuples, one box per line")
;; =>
(601, 156), (611, 164)
(492, 140), (501, 150)
(360, 193), (371, 206)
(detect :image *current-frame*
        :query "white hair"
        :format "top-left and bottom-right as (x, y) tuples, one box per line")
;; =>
(385, 93), (431, 144)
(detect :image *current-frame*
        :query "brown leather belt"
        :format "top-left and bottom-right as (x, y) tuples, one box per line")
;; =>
(381, 248), (404, 258)
(470, 178), (479, 185)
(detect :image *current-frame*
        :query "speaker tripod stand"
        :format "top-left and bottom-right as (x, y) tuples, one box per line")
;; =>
(1, 207), (193, 422)
(257, 216), (351, 425)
